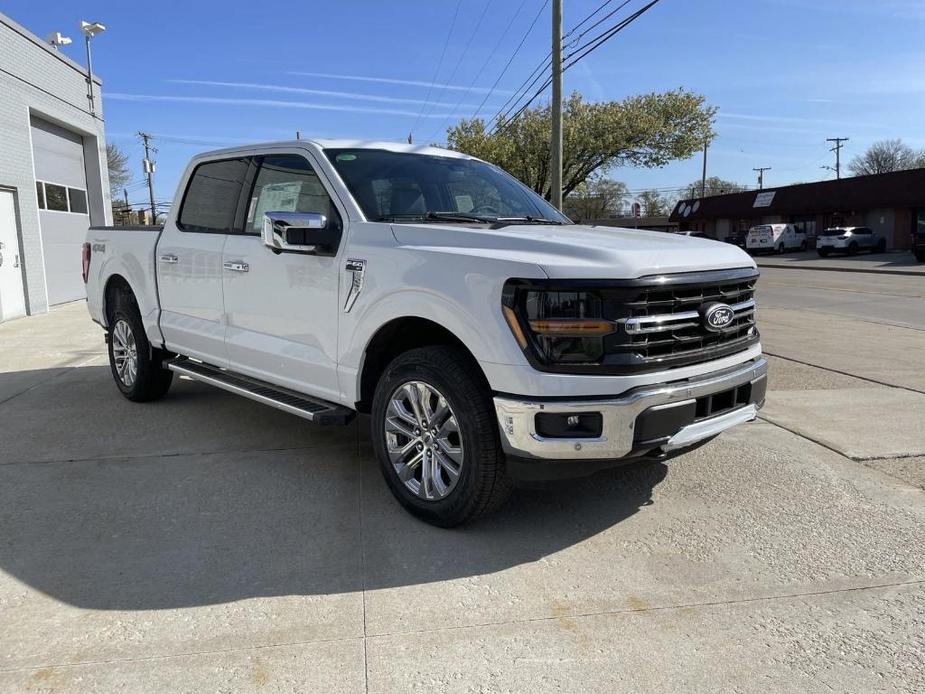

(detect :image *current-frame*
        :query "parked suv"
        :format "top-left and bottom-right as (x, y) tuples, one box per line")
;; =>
(817, 227), (887, 256)
(84, 140), (766, 526)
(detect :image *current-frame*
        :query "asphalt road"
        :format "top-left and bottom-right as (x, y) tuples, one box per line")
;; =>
(757, 265), (925, 331)
(0, 285), (922, 693)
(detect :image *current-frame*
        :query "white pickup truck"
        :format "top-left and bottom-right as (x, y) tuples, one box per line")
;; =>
(84, 140), (767, 526)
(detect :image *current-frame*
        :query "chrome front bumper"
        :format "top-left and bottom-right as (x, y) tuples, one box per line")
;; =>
(494, 357), (767, 461)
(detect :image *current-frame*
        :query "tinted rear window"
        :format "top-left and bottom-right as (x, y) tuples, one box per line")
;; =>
(819, 229), (845, 236)
(178, 158), (250, 233)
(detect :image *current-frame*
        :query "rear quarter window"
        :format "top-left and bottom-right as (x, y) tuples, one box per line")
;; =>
(178, 158), (250, 233)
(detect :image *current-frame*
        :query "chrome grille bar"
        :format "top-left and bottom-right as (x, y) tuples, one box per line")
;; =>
(621, 299), (756, 335)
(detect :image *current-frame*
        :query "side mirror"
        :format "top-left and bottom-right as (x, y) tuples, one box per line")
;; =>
(262, 211), (341, 256)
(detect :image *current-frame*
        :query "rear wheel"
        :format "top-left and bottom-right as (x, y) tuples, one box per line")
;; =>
(107, 290), (173, 402)
(371, 346), (512, 527)
(818, 248), (830, 257)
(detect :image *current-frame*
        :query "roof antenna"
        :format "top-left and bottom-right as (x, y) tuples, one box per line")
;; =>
(295, 130), (301, 140)
(407, 132), (413, 144)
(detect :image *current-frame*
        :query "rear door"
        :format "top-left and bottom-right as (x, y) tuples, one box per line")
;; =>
(221, 151), (345, 402)
(157, 156), (251, 367)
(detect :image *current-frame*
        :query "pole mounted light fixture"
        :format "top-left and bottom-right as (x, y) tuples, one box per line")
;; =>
(79, 20), (106, 116)
(46, 32), (72, 49)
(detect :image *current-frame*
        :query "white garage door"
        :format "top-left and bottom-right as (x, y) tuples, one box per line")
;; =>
(31, 117), (90, 305)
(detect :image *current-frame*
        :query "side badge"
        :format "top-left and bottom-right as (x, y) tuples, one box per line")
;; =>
(343, 258), (366, 313)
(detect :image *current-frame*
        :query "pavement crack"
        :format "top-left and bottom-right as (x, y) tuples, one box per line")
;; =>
(763, 351), (925, 395)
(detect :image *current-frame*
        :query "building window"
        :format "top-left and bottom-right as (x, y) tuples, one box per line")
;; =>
(34, 181), (89, 214)
(68, 188), (88, 214)
(44, 183), (68, 211)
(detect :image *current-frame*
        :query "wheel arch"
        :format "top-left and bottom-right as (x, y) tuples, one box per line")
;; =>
(356, 317), (489, 413)
(102, 273), (135, 325)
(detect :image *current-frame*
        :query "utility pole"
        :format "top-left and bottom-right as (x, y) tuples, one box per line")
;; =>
(550, 0), (563, 210)
(753, 167), (771, 190)
(700, 142), (708, 198)
(123, 188), (129, 226)
(138, 132), (157, 225)
(826, 137), (849, 179)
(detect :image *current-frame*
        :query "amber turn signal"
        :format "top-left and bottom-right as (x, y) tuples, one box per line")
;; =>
(527, 319), (614, 337)
(502, 306), (529, 349)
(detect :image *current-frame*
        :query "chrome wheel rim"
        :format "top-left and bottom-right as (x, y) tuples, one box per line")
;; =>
(111, 319), (138, 387)
(384, 380), (463, 501)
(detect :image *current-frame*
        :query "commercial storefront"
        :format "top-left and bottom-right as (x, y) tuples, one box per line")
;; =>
(0, 13), (111, 322)
(670, 168), (925, 250)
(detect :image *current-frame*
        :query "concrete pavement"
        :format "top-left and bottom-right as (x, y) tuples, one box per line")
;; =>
(0, 298), (923, 693)
(757, 250), (924, 276)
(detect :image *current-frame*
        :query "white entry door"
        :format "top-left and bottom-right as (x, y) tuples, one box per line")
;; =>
(0, 190), (26, 322)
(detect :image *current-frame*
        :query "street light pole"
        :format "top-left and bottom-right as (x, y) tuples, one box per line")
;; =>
(550, 0), (563, 210)
(79, 21), (106, 117)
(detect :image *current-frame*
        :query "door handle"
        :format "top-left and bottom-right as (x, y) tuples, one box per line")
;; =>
(13, 254), (19, 268)
(159, 254), (179, 264)
(223, 260), (249, 272)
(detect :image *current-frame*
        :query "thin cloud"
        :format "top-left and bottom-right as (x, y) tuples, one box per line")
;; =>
(105, 93), (455, 118)
(168, 79), (478, 109)
(287, 71), (514, 95)
(719, 111), (880, 129)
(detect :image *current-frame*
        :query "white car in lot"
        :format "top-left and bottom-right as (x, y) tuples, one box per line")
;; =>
(816, 226), (887, 256)
(83, 139), (767, 526)
(746, 223), (807, 255)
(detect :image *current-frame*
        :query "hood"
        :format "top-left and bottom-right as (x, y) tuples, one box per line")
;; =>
(390, 223), (756, 279)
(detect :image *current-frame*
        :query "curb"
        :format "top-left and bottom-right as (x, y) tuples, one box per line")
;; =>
(758, 262), (924, 278)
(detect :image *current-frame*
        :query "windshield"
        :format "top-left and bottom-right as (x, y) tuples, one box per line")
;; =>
(749, 226), (773, 235)
(325, 148), (570, 225)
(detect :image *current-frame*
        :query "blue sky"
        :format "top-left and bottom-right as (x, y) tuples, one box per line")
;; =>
(8, 0), (925, 207)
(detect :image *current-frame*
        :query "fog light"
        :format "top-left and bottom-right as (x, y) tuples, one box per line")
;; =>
(535, 412), (603, 439)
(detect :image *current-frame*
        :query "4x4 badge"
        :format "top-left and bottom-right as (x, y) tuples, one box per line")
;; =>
(343, 259), (366, 313)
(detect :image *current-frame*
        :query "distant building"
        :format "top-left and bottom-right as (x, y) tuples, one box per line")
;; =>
(0, 12), (111, 322)
(587, 216), (679, 233)
(670, 168), (925, 250)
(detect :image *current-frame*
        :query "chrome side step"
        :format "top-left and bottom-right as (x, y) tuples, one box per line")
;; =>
(166, 358), (354, 425)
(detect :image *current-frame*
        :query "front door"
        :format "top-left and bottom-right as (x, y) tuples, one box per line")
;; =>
(0, 190), (26, 322)
(222, 152), (343, 402)
(157, 157), (251, 367)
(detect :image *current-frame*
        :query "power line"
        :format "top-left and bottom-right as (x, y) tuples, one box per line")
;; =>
(469, 0), (550, 123)
(491, 0), (661, 137)
(424, 0), (494, 142)
(409, 0), (463, 143)
(563, 0), (633, 50)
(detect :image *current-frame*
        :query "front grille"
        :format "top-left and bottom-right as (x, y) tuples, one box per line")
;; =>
(602, 269), (759, 373)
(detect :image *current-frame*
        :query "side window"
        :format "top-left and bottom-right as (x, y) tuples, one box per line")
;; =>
(245, 153), (338, 234)
(178, 158), (250, 233)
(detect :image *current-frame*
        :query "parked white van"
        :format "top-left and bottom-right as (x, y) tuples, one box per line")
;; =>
(746, 224), (807, 254)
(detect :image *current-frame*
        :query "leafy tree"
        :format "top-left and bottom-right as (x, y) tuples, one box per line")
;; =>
(637, 190), (670, 216)
(106, 143), (132, 191)
(563, 177), (628, 221)
(848, 139), (925, 176)
(446, 90), (716, 200)
(684, 176), (747, 199)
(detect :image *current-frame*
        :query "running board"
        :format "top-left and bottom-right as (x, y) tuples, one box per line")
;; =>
(166, 358), (354, 425)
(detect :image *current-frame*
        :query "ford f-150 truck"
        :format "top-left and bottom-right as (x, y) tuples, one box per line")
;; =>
(84, 140), (767, 526)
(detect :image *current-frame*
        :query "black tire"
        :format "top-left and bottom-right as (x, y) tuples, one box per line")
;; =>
(817, 249), (830, 257)
(848, 242), (859, 256)
(777, 243), (785, 254)
(371, 346), (512, 527)
(875, 239), (886, 253)
(106, 289), (173, 402)
(800, 240), (808, 251)
(915, 250), (925, 263)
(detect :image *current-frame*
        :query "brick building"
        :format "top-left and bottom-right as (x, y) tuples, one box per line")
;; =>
(0, 12), (111, 322)
(670, 168), (925, 250)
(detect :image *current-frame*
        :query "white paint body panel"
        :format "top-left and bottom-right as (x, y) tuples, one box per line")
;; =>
(86, 139), (763, 411)
(0, 190), (26, 321)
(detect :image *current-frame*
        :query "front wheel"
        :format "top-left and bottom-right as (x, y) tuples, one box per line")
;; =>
(371, 346), (512, 527)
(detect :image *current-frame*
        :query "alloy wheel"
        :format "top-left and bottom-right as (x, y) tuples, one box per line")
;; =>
(111, 319), (138, 387)
(384, 380), (464, 501)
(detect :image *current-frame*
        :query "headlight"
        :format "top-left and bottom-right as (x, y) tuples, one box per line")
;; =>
(502, 284), (614, 365)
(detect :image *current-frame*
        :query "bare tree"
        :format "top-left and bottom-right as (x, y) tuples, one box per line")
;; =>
(106, 143), (131, 191)
(848, 139), (925, 176)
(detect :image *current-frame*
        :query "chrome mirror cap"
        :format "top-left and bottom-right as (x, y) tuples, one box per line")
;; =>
(262, 211), (328, 251)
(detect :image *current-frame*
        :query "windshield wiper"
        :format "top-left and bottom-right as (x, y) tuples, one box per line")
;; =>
(377, 212), (493, 224)
(491, 216), (564, 227)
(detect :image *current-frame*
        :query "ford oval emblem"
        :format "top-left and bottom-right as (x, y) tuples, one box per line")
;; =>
(703, 303), (735, 332)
